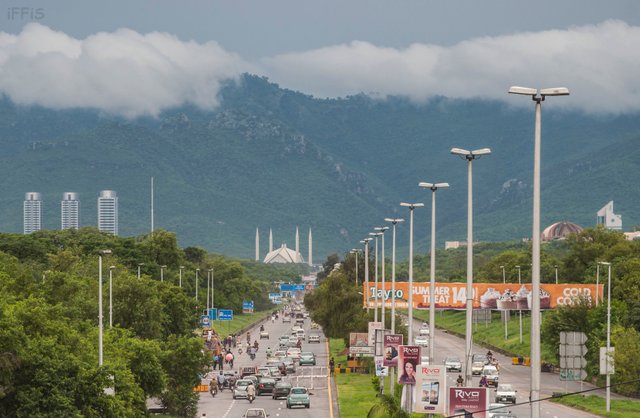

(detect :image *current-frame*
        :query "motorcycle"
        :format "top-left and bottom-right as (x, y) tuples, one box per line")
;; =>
(248, 393), (255, 403)
(209, 382), (218, 397)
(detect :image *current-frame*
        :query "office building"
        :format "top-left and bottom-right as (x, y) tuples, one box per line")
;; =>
(97, 190), (118, 235)
(61, 192), (79, 230)
(23, 192), (42, 234)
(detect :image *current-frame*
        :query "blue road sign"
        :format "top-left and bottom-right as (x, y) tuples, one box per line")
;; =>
(280, 284), (305, 292)
(200, 315), (210, 328)
(218, 309), (233, 321)
(242, 300), (254, 313)
(208, 308), (217, 321)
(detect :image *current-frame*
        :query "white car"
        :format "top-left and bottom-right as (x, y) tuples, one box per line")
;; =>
(495, 384), (517, 404)
(259, 330), (269, 339)
(419, 327), (430, 336)
(444, 356), (462, 372)
(481, 365), (500, 387)
(487, 403), (512, 418)
(471, 361), (485, 375)
(308, 334), (321, 343)
(414, 335), (429, 347)
(286, 347), (301, 361)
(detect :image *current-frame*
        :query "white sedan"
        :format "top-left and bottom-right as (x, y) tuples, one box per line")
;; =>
(414, 335), (429, 347)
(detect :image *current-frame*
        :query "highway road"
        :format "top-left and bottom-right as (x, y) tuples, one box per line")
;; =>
(419, 315), (603, 418)
(197, 313), (334, 418)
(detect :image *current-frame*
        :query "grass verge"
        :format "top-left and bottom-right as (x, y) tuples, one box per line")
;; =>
(210, 309), (273, 337)
(551, 394), (640, 417)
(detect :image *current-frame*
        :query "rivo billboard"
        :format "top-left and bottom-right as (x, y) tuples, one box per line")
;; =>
(363, 282), (603, 310)
(448, 387), (488, 418)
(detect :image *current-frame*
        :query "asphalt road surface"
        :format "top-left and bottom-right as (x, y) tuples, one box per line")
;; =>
(198, 314), (333, 418)
(416, 314), (604, 418)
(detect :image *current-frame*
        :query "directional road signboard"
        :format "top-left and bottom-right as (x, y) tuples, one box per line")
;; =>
(208, 308), (217, 322)
(218, 309), (233, 321)
(242, 300), (254, 313)
(200, 315), (210, 328)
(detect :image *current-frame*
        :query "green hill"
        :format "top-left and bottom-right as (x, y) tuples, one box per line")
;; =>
(1, 75), (639, 258)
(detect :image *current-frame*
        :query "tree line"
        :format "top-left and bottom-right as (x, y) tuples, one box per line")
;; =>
(0, 227), (301, 417)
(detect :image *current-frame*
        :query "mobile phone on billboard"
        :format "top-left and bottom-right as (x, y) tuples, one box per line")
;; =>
(429, 382), (439, 404)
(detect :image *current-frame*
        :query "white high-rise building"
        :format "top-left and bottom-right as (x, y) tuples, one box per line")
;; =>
(23, 192), (42, 234)
(98, 190), (118, 235)
(61, 192), (79, 230)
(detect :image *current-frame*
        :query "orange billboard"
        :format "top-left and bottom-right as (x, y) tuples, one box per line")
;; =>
(363, 282), (603, 310)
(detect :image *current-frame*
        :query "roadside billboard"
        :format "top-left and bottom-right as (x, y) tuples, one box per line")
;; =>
(398, 345), (421, 385)
(349, 332), (372, 356)
(448, 387), (488, 418)
(383, 334), (403, 367)
(363, 282), (603, 310)
(368, 321), (383, 353)
(415, 365), (446, 415)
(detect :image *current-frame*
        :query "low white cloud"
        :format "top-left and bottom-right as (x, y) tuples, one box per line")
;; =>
(0, 20), (638, 116)
(261, 20), (640, 114)
(0, 23), (251, 117)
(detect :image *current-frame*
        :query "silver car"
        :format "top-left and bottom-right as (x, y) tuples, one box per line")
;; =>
(444, 356), (462, 372)
(233, 379), (253, 399)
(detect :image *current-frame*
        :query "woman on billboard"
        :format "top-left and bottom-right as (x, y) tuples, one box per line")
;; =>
(399, 359), (417, 384)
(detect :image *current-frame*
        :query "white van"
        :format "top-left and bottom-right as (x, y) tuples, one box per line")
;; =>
(296, 329), (305, 341)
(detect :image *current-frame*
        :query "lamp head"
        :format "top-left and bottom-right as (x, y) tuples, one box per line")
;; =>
(450, 147), (470, 156)
(384, 217), (404, 224)
(419, 182), (450, 189)
(508, 86), (538, 96)
(471, 148), (491, 156)
(540, 87), (570, 97)
(400, 202), (424, 209)
(99, 249), (112, 255)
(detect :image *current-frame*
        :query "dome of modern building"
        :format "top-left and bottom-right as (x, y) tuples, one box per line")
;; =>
(263, 243), (305, 264)
(541, 221), (584, 241)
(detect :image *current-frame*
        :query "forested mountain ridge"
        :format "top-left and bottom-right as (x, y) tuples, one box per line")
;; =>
(1, 75), (639, 258)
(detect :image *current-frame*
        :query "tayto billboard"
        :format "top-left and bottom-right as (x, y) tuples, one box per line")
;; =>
(383, 334), (403, 367)
(363, 282), (603, 310)
(415, 365), (446, 415)
(448, 387), (487, 418)
(397, 345), (421, 385)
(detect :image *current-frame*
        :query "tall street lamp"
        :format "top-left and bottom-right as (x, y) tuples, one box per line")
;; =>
(98, 249), (112, 367)
(350, 249), (360, 286)
(362, 238), (373, 312)
(419, 181), (448, 363)
(555, 265), (559, 284)
(509, 85), (569, 418)
(160, 265), (166, 282)
(400, 202), (424, 344)
(369, 231), (383, 323)
(385, 217), (403, 394)
(207, 269), (212, 310)
(179, 266), (184, 288)
(451, 147), (491, 384)
(500, 265), (508, 340)
(211, 266), (215, 310)
(137, 263), (144, 279)
(195, 268), (200, 302)
(109, 266), (115, 329)
(375, 226), (389, 327)
(598, 261), (612, 412)
(516, 265), (523, 343)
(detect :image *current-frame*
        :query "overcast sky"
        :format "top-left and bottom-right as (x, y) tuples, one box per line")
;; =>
(1, 0), (639, 116)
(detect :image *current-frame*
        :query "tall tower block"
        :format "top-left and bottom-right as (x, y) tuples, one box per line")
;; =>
(255, 227), (260, 261)
(269, 228), (273, 253)
(296, 226), (300, 258)
(308, 227), (313, 266)
(61, 192), (79, 230)
(24, 192), (42, 234)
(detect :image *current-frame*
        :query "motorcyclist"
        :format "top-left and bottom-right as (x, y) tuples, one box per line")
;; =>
(247, 383), (256, 403)
(254, 340), (259, 350)
(479, 375), (488, 388)
(216, 371), (226, 390)
(296, 339), (302, 349)
(456, 375), (464, 387)
(260, 324), (265, 332)
(266, 346), (272, 358)
(246, 332), (251, 344)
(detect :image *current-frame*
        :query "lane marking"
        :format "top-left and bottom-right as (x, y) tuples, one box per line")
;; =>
(327, 339), (334, 418)
(221, 399), (235, 418)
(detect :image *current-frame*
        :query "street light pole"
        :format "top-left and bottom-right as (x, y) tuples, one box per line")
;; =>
(555, 265), (559, 284)
(160, 265), (166, 282)
(375, 226), (389, 327)
(370, 232), (382, 323)
(599, 261), (612, 412)
(195, 268), (200, 302)
(385, 217), (404, 394)
(451, 147), (491, 385)
(596, 263), (600, 307)
(179, 266), (184, 288)
(400, 202), (424, 344)
(509, 85), (569, 418)
(351, 249), (360, 287)
(516, 265), (523, 343)
(211, 266), (215, 310)
(419, 181), (449, 364)
(137, 263), (144, 279)
(500, 265), (508, 340)
(363, 238), (372, 312)
(109, 266), (115, 329)
(98, 250), (112, 367)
